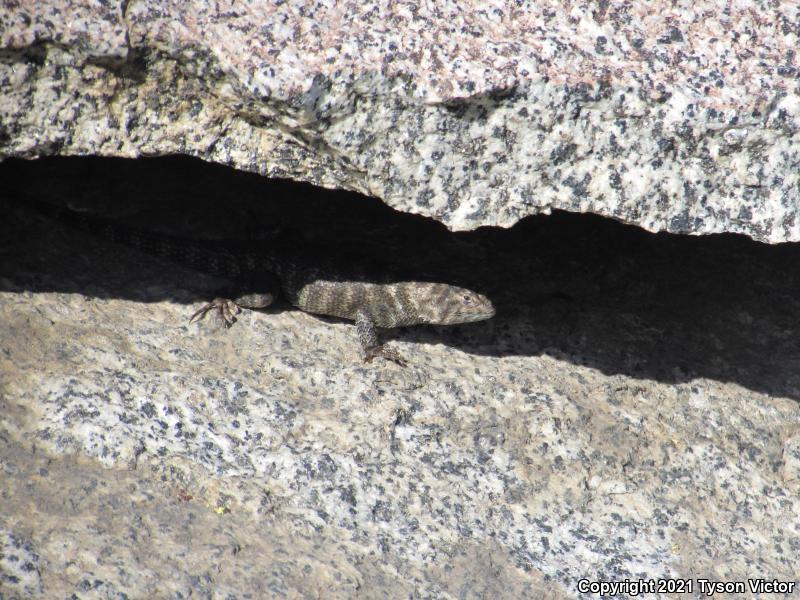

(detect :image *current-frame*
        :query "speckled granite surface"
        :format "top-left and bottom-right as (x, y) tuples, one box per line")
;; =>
(1, 1), (799, 240)
(2, 157), (800, 598)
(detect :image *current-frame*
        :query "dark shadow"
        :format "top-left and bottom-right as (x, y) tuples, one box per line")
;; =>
(2, 155), (799, 399)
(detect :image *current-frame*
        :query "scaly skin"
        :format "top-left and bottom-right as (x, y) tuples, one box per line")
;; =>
(15, 191), (496, 365)
(193, 272), (495, 366)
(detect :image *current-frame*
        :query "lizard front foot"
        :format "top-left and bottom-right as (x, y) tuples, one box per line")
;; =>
(189, 298), (241, 328)
(364, 345), (408, 367)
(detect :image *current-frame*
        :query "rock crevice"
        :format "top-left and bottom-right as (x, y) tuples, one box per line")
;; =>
(1, 1), (798, 240)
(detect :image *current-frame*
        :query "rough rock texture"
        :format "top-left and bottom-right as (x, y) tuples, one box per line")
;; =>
(1, 1), (799, 241)
(2, 157), (800, 598)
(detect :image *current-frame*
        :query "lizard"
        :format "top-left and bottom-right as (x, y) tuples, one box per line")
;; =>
(8, 190), (495, 365)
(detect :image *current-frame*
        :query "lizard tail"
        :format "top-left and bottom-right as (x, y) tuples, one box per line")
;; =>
(5, 188), (278, 279)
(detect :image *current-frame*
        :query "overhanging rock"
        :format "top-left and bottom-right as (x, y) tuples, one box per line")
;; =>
(1, 1), (799, 241)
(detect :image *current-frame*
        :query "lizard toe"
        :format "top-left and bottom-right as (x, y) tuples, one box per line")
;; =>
(190, 298), (241, 327)
(364, 345), (407, 367)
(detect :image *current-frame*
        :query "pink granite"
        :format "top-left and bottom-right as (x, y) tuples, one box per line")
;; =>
(0, 1), (798, 239)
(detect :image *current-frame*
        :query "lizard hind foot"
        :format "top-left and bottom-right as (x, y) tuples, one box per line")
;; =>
(364, 345), (408, 367)
(189, 298), (242, 328)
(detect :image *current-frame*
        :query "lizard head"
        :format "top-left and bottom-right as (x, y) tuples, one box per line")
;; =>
(411, 283), (495, 325)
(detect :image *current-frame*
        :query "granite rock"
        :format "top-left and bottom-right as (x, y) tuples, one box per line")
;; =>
(1, 1), (799, 240)
(2, 157), (800, 598)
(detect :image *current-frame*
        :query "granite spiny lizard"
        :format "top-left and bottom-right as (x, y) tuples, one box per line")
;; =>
(10, 191), (496, 365)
